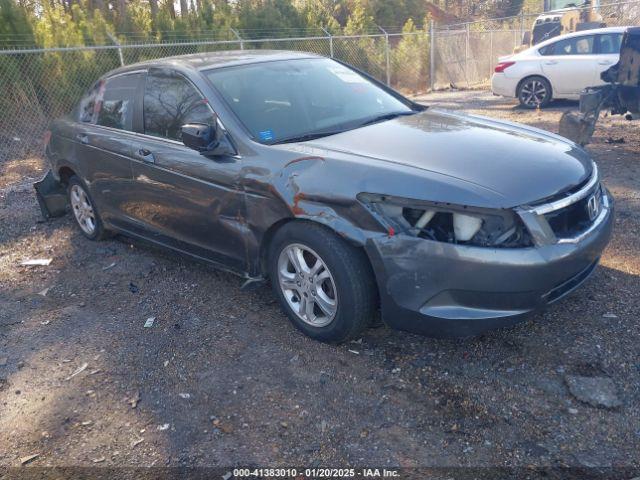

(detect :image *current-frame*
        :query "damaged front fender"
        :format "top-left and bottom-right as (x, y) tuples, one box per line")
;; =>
(34, 170), (68, 219)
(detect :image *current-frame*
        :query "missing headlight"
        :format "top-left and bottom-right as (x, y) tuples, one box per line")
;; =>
(358, 194), (532, 248)
(402, 207), (532, 247)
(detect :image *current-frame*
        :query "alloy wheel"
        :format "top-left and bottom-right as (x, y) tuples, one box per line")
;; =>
(277, 243), (338, 328)
(520, 79), (548, 108)
(70, 184), (97, 236)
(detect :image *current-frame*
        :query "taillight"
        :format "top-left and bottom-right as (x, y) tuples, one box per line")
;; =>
(494, 61), (515, 73)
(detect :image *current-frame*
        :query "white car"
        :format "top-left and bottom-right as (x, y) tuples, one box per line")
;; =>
(491, 26), (627, 108)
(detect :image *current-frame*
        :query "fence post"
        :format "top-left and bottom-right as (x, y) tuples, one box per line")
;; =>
(107, 32), (124, 67)
(321, 27), (334, 58)
(230, 28), (244, 50)
(465, 23), (470, 89)
(520, 11), (525, 45)
(429, 19), (435, 92)
(377, 25), (391, 87)
(489, 30), (494, 80)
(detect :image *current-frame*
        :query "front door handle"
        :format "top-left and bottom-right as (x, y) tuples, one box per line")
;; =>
(598, 60), (613, 65)
(137, 148), (155, 163)
(544, 60), (558, 65)
(76, 134), (89, 145)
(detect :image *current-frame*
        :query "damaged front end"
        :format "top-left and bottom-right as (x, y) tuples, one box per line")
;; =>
(560, 27), (640, 145)
(34, 170), (67, 219)
(358, 193), (533, 248)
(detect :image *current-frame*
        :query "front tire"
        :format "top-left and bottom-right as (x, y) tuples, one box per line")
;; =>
(268, 222), (376, 343)
(517, 76), (552, 109)
(67, 176), (108, 240)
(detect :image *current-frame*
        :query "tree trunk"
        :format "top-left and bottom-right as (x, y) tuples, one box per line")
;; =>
(149, 0), (159, 21)
(180, 0), (189, 17)
(166, 0), (176, 19)
(117, 0), (127, 27)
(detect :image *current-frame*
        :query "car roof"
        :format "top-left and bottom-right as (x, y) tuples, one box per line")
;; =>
(534, 26), (630, 48)
(107, 50), (322, 78)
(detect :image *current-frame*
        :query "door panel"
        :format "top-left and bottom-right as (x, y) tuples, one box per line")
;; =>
(541, 55), (600, 95)
(127, 139), (246, 270)
(73, 72), (143, 226)
(123, 68), (247, 271)
(541, 34), (598, 95)
(74, 126), (135, 226)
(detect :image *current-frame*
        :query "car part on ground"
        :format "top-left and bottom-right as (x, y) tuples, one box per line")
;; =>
(560, 27), (639, 145)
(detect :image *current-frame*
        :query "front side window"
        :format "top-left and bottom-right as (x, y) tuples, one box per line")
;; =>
(95, 73), (141, 131)
(550, 35), (595, 56)
(205, 58), (413, 144)
(597, 33), (623, 54)
(144, 69), (215, 141)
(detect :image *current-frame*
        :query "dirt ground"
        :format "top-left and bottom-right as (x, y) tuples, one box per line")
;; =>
(1, 91), (639, 476)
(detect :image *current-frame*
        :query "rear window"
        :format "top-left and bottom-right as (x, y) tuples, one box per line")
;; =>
(597, 33), (623, 54)
(95, 74), (141, 131)
(78, 81), (102, 123)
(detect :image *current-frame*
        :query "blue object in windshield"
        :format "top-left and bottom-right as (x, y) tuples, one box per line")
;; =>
(259, 130), (275, 141)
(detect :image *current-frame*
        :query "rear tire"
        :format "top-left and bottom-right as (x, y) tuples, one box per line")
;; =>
(517, 76), (552, 109)
(268, 222), (376, 343)
(67, 176), (109, 240)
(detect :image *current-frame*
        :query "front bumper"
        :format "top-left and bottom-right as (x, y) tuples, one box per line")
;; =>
(365, 192), (614, 338)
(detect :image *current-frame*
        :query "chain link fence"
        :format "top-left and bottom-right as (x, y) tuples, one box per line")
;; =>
(432, 0), (640, 89)
(1, 0), (639, 163)
(0, 30), (430, 163)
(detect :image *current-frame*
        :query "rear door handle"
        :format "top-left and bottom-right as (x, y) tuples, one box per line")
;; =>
(598, 60), (613, 65)
(137, 148), (155, 163)
(76, 134), (89, 145)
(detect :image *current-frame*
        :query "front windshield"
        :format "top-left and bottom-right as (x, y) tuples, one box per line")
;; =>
(205, 58), (413, 144)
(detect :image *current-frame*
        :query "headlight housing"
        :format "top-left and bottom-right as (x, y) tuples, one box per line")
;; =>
(359, 193), (533, 248)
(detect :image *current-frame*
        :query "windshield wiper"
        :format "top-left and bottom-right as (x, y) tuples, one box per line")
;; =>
(357, 110), (417, 127)
(270, 111), (418, 145)
(270, 130), (347, 145)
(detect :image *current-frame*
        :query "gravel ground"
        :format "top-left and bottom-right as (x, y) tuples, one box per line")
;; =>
(0, 91), (639, 476)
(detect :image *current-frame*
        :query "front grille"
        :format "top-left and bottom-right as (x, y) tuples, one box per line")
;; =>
(544, 185), (603, 238)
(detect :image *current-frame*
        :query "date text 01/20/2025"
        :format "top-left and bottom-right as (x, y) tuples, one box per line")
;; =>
(232, 468), (400, 477)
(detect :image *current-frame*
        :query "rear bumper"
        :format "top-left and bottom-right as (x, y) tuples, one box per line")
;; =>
(34, 169), (67, 219)
(365, 196), (614, 338)
(491, 73), (518, 98)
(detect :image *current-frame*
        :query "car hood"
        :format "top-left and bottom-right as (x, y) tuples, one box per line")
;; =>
(305, 109), (593, 208)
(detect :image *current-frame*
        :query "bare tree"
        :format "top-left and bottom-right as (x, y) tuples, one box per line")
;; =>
(149, 0), (159, 22)
(180, 0), (189, 17)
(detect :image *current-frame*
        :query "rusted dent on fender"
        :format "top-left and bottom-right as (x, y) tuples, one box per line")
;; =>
(274, 160), (382, 246)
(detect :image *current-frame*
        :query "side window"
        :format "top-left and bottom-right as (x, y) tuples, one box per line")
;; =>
(597, 33), (623, 54)
(552, 35), (595, 56)
(77, 81), (102, 123)
(94, 73), (141, 131)
(539, 44), (554, 56)
(144, 69), (215, 141)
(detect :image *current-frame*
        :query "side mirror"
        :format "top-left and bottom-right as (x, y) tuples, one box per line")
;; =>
(182, 123), (218, 152)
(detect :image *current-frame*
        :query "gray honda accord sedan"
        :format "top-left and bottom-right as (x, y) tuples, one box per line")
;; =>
(36, 50), (614, 342)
